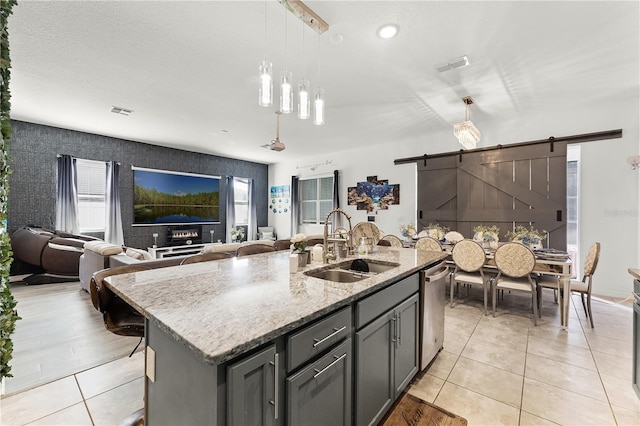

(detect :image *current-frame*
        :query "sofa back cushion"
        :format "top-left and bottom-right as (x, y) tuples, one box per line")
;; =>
(84, 241), (124, 256)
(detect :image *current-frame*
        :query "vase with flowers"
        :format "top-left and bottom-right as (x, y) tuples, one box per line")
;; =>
(505, 225), (547, 249)
(290, 233), (308, 266)
(423, 223), (449, 241)
(400, 223), (416, 243)
(230, 227), (245, 243)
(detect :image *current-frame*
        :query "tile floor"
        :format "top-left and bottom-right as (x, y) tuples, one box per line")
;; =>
(408, 289), (640, 425)
(1, 287), (638, 425)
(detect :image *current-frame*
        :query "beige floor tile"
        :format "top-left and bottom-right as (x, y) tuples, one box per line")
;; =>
(592, 349), (633, 380)
(585, 332), (633, 359)
(423, 350), (458, 381)
(600, 373), (640, 414)
(522, 377), (616, 425)
(524, 353), (607, 401)
(76, 351), (144, 399)
(611, 404), (640, 426)
(434, 382), (520, 425)
(519, 410), (561, 425)
(26, 402), (92, 425)
(84, 377), (144, 426)
(461, 337), (526, 375)
(0, 376), (83, 426)
(578, 308), (633, 330)
(527, 335), (596, 371)
(583, 320), (632, 343)
(443, 329), (469, 356)
(407, 373), (444, 404)
(448, 356), (524, 408)
(444, 314), (480, 338)
(471, 319), (529, 352)
(445, 298), (486, 320)
(481, 309), (536, 331)
(527, 323), (589, 349)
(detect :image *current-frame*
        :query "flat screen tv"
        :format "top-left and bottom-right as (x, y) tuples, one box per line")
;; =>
(132, 166), (220, 226)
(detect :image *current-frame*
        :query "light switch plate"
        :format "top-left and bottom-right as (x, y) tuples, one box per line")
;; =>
(146, 346), (156, 382)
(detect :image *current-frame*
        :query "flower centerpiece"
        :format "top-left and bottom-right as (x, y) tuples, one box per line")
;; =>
(290, 233), (307, 253)
(230, 227), (245, 242)
(473, 225), (500, 248)
(400, 223), (416, 241)
(423, 223), (449, 241)
(505, 225), (547, 248)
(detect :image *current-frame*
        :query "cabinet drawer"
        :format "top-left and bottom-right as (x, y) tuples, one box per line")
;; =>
(287, 338), (352, 426)
(287, 306), (352, 372)
(355, 273), (419, 329)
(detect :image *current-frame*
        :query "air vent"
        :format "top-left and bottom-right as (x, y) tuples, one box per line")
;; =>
(436, 55), (469, 73)
(111, 106), (133, 116)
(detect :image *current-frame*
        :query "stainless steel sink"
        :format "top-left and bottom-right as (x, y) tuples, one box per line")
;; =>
(337, 259), (400, 274)
(305, 269), (369, 283)
(304, 260), (400, 283)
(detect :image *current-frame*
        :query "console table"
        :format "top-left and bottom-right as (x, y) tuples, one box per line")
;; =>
(147, 243), (209, 259)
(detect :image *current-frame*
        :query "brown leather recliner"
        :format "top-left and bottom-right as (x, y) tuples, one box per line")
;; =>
(10, 226), (99, 282)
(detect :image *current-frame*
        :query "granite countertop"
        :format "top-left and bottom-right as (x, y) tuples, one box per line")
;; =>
(629, 268), (640, 280)
(105, 247), (447, 365)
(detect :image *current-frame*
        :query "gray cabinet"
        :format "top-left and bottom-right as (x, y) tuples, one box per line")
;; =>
(227, 344), (282, 426)
(287, 338), (352, 426)
(355, 293), (419, 426)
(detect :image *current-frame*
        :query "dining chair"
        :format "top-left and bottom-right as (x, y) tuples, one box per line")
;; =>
(180, 251), (234, 265)
(274, 239), (293, 251)
(236, 244), (276, 256)
(414, 236), (442, 252)
(90, 265), (151, 349)
(351, 222), (382, 247)
(377, 239), (391, 246)
(537, 242), (600, 327)
(492, 242), (539, 325)
(450, 240), (490, 314)
(380, 234), (404, 248)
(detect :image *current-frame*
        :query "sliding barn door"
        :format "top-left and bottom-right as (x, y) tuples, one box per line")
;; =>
(417, 143), (567, 249)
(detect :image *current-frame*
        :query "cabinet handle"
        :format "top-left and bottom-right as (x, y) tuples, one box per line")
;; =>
(268, 353), (279, 420)
(313, 353), (347, 379)
(391, 314), (398, 349)
(312, 326), (347, 347)
(397, 310), (402, 347)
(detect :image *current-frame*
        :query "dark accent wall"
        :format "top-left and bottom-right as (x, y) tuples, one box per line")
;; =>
(8, 120), (268, 249)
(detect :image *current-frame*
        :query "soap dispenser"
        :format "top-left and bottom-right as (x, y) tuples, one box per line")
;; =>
(357, 237), (368, 258)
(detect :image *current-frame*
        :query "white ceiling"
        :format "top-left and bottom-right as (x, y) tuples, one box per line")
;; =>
(8, 1), (640, 165)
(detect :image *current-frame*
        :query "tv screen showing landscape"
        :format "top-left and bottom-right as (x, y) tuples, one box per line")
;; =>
(132, 167), (220, 225)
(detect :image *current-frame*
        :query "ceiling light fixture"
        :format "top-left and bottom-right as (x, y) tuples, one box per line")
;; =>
(297, 13), (310, 120)
(627, 155), (640, 170)
(436, 55), (469, 73)
(258, 0), (273, 107)
(269, 111), (286, 151)
(313, 32), (325, 126)
(454, 96), (480, 150)
(280, 6), (293, 114)
(377, 24), (399, 39)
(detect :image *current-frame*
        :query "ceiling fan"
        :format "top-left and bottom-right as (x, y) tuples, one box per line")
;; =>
(263, 111), (286, 152)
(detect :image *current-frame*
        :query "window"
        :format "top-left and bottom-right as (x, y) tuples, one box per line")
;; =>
(76, 158), (106, 232)
(234, 178), (249, 225)
(299, 176), (333, 225)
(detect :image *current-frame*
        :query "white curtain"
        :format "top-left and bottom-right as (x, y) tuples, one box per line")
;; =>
(55, 154), (79, 233)
(225, 176), (235, 243)
(104, 161), (124, 245)
(247, 179), (257, 241)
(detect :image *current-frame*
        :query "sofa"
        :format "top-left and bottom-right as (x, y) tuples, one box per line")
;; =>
(11, 226), (100, 284)
(78, 239), (277, 292)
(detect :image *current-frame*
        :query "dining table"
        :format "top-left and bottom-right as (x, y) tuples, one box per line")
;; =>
(441, 242), (574, 328)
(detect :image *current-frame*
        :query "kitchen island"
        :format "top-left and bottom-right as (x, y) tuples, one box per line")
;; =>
(105, 246), (447, 425)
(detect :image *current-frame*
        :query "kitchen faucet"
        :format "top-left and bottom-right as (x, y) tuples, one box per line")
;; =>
(323, 208), (353, 264)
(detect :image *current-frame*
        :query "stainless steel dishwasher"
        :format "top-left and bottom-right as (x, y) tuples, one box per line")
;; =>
(419, 260), (450, 370)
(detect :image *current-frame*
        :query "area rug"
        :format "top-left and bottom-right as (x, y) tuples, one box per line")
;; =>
(381, 393), (467, 426)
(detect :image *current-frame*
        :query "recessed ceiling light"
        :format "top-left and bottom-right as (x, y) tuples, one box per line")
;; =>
(377, 24), (399, 39)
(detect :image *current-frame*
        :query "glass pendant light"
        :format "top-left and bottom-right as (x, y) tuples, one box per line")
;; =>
(298, 79), (310, 119)
(258, 0), (272, 107)
(259, 61), (273, 107)
(280, 70), (293, 114)
(313, 88), (325, 126)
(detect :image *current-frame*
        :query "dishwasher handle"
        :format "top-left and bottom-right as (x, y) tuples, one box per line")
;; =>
(423, 263), (450, 282)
